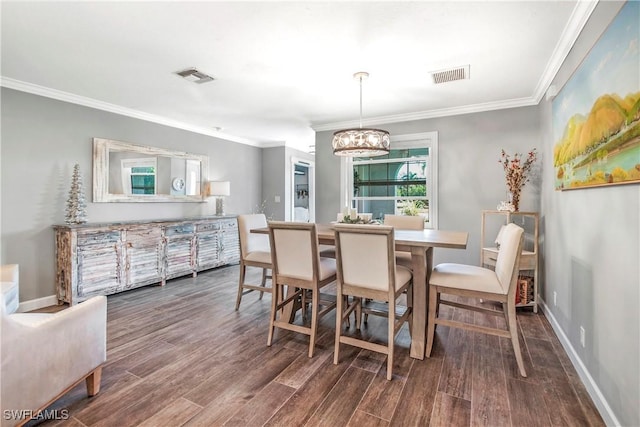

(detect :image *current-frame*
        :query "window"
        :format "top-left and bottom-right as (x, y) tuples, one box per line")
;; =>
(341, 132), (438, 228)
(130, 166), (156, 194)
(121, 158), (157, 195)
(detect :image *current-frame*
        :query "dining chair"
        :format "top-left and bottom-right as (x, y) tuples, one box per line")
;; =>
(383, 214), (424, 270)
(236, 214), (272, 310)
(426, 223), (527, 377)
(333, 224), (413, 380)
(267, 221), (337, 357)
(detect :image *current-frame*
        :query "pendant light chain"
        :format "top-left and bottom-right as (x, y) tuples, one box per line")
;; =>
(359, 75), (363, 129)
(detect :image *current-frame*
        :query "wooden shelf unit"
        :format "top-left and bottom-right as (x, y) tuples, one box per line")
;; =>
(480, 210), (539, 312)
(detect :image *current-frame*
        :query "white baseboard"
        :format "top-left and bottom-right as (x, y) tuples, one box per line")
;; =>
(540, 300), (620, 426)
(17, 294), (58, 313)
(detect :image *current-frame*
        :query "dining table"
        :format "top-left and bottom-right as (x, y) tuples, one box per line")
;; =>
(251, 223), (468, 360)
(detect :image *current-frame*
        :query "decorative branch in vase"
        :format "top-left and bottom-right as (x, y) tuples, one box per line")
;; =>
(499, 148), (537, 211)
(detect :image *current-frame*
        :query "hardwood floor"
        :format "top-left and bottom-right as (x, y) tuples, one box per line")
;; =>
(34, 265), (603, 426)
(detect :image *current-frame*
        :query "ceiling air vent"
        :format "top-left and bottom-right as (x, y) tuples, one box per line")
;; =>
(430, 65), (470, 84)
(174, 68), (215, 84)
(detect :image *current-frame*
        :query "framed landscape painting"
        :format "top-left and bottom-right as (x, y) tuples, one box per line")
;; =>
(552, 1), (639, 190)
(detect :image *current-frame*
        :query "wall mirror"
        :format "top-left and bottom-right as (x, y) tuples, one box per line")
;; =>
(93, 138), (209, 203)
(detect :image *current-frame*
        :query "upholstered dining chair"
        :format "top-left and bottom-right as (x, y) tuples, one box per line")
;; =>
(333, 224), (413, 380)
(383, 214), (424, 270)
(1, 264), (107, 427)
(236, 214), (272, 310)
(267, 221), (337, 357)
(426, 223), (527, 377)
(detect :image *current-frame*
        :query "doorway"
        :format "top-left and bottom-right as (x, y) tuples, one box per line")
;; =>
(291, 157), (315, 223)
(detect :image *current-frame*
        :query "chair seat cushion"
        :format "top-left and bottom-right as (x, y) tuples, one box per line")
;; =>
(430, 263), (504, 295)
(319, 257), (337, 281)
(245, 250), (271, 264)
(395, 265), (413, 290)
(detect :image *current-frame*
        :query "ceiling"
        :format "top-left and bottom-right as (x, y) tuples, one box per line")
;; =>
(0, 1), (596, 153)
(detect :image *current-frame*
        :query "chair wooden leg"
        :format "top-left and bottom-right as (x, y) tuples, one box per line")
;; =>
(345, 296), (351, 328)
(387, 301), (395, 380)
(507, 301), (527, 377)
(259, 268), (268, 300)
(236, 264), (247, 310)
(308, 289), (319, 358)
(426, 285), (438, 358)
(334, 290), (343, 365)
(85, 366), (102, 396)
(267, 283), (279, 347)
(407, 283), (413, 335)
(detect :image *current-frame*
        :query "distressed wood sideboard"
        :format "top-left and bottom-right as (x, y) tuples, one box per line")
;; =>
(54, 216), (239, 304)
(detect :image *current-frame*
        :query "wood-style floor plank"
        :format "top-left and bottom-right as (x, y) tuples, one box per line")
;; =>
(28, 265), (604, 427)
(304, 366), (375, 427)
(430, 391), (471, 427)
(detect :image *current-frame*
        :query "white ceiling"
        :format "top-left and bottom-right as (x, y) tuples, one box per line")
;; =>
(0, 1), (596, 153)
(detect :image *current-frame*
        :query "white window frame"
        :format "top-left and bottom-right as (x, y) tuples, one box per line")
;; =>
(121, 158), (157, 195)
(340, 131), (438, 229)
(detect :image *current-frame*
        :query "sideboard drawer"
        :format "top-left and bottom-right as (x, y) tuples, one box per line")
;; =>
(77, 230), (120, 246)
(197, 222), (221, 232)
(165, 224), (195, 236)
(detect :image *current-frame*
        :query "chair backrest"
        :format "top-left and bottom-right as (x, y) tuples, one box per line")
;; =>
(384, 214), (424, 230)
(334, 224), (395, 292)
(268, 221), (319, 282)
(237, 214), (270, 259)
(495, 223), (525, 294)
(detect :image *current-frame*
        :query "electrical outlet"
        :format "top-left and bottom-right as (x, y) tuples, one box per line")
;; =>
(580, 326), (586, 347)
(274, 195), (280, 203)
(553, 291), (557, 306)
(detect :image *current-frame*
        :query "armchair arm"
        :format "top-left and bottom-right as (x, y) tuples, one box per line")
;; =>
(0, 265), (19, 314)
(1, 296), (107, 422)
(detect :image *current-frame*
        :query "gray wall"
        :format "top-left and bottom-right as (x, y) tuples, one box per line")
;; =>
(261, 145), (314, 221)
(316, 105), (541, 267)
(540, 2), (638, 426)
(261, 146), (286, 220)
(1, 88), (263, 301)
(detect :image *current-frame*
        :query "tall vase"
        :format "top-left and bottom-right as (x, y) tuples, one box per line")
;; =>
(509, 190), (520, 212)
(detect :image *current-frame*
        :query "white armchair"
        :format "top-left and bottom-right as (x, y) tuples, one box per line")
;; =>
(0, 265), (107, 427)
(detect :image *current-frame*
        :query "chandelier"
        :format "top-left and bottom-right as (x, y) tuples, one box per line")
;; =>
(332, 72), (390, 157)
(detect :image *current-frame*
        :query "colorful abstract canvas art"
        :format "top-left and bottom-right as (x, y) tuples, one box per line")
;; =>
(553, 1), (639, 190)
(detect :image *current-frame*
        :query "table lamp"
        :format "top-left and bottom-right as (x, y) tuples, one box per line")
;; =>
(207, 181), (230, 216)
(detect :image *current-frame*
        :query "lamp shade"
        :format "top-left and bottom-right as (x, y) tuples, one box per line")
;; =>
(332, 128), (390, 157)
(207, 181), (230, 197)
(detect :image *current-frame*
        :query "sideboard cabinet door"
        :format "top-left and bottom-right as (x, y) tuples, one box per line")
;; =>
(164, 223), (196, 279)
(76, 230), (122, 299)
(218, 219), (240, 266)
(124, 227), (163, 289)
(196, 221), (221, 271)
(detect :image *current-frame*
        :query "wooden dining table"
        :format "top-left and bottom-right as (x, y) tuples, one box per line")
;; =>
(252, 223), (468, 360)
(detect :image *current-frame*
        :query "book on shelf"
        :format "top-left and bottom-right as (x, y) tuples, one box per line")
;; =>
(517, 275), (534, 305)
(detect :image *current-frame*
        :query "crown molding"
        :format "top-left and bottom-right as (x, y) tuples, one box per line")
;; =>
(0, 77), (263, 147)
(531, 0), (598, 103)
(311, 96), (538, 132)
